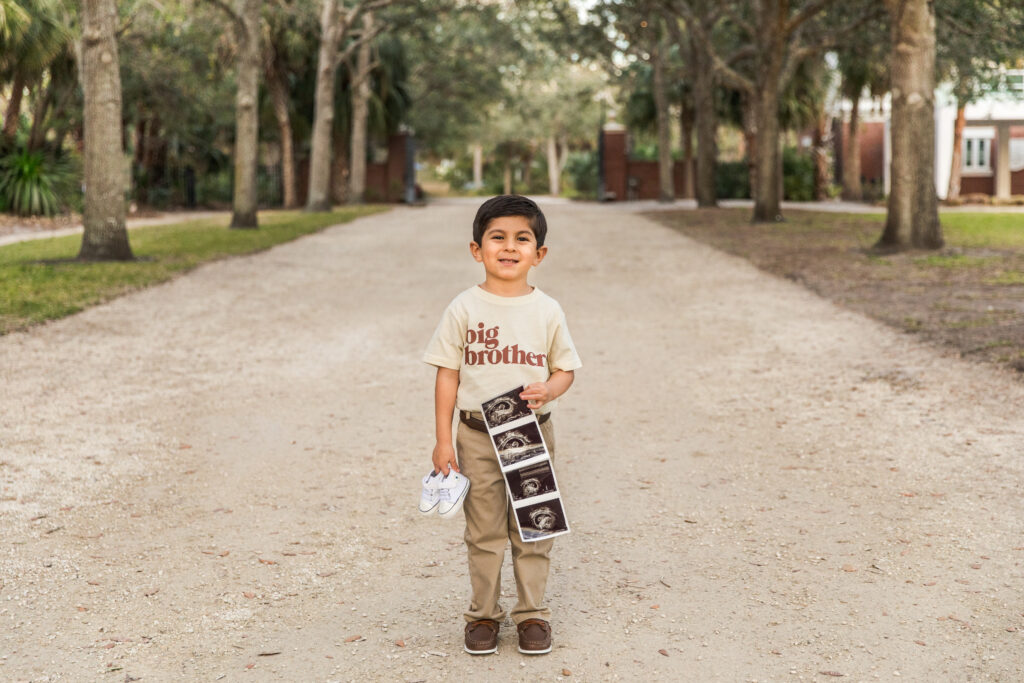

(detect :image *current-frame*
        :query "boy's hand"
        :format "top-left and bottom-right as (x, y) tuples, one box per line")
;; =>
(520, 382), (552, 410)
(432, 442), (459, 476)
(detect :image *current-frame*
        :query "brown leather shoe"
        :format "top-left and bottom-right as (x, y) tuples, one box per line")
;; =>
(516, 618), (551, 654)
(464, 619), (499, 655)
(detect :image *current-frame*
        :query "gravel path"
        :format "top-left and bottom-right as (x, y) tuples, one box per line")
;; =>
(1, 202), (1022, 682)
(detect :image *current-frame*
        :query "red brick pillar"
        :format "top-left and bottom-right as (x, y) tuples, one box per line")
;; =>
(602, 123), (627, 201)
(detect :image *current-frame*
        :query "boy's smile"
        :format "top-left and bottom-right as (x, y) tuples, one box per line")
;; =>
(470, 215), (547, 296)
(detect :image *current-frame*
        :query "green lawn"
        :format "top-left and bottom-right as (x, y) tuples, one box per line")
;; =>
(0, 207), (387, 334)
(859, 211), (1024, 249)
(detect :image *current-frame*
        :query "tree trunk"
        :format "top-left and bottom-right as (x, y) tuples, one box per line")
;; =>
(78, 0), (132, 260)
(472, 143), (483, 188)
(522, 147), (534, 190)
(546, 135), (560, 196)
(348, 11), (373, 204)
(503, 160), (512, 194)
(651, 36), (674, 203)
(742, 95), (758, 202)
(307, 0), (340, 211)
(752, 84), (782, 221)
(27, 80), (53, 151)
(690, 35), (717, 207)
(878, 0), (942, 249)
(330, 118), (349, 204)
(946, 101), (966, 200)
(680, 101), (695, 199)
(230, 0), (261, 229)
(3, 73), (26, 142)
(842, 91), (863, 200)
(265, 62), (297, 208)
(812, 108), (829, 201)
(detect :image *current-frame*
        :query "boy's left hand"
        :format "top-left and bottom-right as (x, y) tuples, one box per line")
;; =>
(520, 382), (552, 410)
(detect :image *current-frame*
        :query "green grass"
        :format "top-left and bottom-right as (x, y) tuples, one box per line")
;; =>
(939, 213), (1024, 249)
(986, 270), (1024, 285)
(802, 211), (1024, 249)
(0, 207), (387, 334)
(912, 253), (993, 268)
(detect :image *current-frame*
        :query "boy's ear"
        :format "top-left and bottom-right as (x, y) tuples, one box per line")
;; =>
(534, 245), (548, 265)
(469, 241), (483, 262)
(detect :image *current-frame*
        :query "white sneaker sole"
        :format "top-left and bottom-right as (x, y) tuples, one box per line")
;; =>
(464, 643), (497, 655)
(438, 480), (470, 519)
(418, 499), (440, 514)
(517, 644), (551, 655)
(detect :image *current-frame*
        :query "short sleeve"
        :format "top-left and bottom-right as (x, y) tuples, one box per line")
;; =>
(423, 300), (466, 370)
(547, 309), (582, 373)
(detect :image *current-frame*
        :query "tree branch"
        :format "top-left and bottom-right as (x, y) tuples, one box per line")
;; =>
(204, 0), (246, 38)
(784, 0), (832, 35)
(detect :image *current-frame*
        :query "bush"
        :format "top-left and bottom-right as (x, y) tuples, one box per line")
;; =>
(565, 150), (598, 199)
(782, 146), (814, 201)
(715, 160), (749, 199)
(0, 148), (76, 216)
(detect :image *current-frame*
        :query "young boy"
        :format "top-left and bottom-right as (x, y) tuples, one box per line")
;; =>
(423, 195), (582, 656)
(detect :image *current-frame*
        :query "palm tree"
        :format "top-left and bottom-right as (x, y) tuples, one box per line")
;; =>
(0, 0), (68, 144)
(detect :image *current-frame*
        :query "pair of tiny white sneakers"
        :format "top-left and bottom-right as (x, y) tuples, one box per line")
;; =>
(419, 470), (470, 518)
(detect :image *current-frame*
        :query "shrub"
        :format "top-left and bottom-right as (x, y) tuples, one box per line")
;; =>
(565, 150), (598, 199)
(715, 160), (749, 199)
(782, 146), (814, 201)
(0, 148), (75, 216)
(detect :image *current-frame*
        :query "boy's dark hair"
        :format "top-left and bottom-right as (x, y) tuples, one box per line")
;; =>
(472, 195), (548, 247)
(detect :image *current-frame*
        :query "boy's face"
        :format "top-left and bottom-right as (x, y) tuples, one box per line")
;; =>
(469, 215), (547, 285)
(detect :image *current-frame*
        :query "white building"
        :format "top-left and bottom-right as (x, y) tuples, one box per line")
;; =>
(934, 72), (1024, 199)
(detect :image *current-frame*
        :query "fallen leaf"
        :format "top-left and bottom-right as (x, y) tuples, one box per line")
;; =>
(179, 444), (192, 450)
(562, 669), (572, 676)
(245, 663), (255, 669)
(658, 649), (668, 656)
(87, 580), (100, 585)
(970, 564), (982, 569)
(76, 606), (88, 612)
(899, 492), (916, 497)
(842, 565), (857, 572)
(243, 592), (255, 599)
(395, 640), (406, 647)
(219, 550), (230, 557)
(650, 604), (659, 609)
(819, 672), (845, 677)
(344, 635), (362, 643)
(1007, 627), (1018, 633)
(103, 642), (116, 649)
(914, 640), (926, 646)
(258, 558), (276, 565)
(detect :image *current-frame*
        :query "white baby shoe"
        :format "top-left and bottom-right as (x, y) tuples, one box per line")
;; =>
(437, 471), (471, 519)
(419, 470), (442, 514)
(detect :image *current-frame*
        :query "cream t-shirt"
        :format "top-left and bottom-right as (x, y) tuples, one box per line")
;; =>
(423, 286), (582, 413)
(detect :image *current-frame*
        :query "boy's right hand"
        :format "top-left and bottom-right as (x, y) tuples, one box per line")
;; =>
(432, 442), (459, 476)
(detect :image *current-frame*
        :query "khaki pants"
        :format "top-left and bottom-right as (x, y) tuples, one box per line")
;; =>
(456, 417), (556, 625)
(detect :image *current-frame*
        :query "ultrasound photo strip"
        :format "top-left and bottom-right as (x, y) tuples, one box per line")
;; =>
(481, 385), (571, 542)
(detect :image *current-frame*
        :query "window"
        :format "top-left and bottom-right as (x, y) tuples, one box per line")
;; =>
(963, 137), (991, 172)
(1007, 73), (1024, 95)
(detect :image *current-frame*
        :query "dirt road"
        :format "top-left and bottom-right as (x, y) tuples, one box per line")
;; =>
(2, 201), (1022, 681)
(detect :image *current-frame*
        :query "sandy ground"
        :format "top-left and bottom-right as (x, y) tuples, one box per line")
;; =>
(1, 201), (1022, 682)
